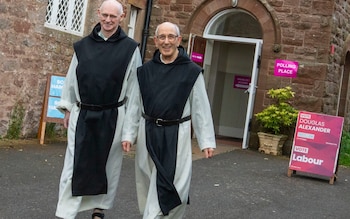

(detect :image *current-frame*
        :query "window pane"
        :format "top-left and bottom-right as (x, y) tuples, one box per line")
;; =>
(44, 0), (87, 36)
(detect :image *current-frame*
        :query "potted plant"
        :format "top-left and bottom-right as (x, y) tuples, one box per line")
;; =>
(254, 86), (298, 155)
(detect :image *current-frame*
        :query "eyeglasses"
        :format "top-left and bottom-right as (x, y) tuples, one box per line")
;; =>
(156, 34), (178, 42)
(101, 13), (119, 20)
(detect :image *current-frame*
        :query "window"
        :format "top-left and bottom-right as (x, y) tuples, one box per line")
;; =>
(127, 6), (138, 39)
(206, 9), (262, 39)
(45, 0), (88, 36)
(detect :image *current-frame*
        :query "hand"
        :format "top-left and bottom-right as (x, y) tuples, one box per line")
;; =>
(122, 141), (132, 152)
(63, 111), (70, 129)
(203, 148), (214, 158)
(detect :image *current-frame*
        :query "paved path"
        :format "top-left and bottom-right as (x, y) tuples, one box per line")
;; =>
(0, 139), (349, 218)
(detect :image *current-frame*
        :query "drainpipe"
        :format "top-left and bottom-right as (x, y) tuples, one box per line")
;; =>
(140, 0), (153, 62)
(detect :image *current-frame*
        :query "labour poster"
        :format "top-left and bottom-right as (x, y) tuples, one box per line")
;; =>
(289, 111), (344, 177)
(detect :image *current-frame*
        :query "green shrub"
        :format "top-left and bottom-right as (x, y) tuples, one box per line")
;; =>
(44, 123), (67, 143)
(255, 86), (299, 135)
(45, 122), (57, 139)
(340, 131), (350, 167)
(5, 102), (25, 139)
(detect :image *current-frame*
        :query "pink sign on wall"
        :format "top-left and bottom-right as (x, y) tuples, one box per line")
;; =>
(233, 75), (251, 90)
(274, 59), (298, 77)
(289, 111), (344, 177)
(191, 52), (204, 63)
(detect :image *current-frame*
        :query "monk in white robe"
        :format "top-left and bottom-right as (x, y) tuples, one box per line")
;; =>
(122, 22), (216, 219)
(55, 1), (142, 218)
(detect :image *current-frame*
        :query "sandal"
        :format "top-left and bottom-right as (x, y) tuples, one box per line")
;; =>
(92, 212), (105, 219)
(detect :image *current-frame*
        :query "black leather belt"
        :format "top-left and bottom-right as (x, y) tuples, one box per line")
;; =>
(77, 97), (127, 111)
(142, 113), (191, 127)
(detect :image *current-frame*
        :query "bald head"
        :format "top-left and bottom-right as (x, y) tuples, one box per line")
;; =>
(100, 0), (123, 14)
(153, 22), (182, 63)
(155, 22), (180, 36)
(98, 0), (124, 38)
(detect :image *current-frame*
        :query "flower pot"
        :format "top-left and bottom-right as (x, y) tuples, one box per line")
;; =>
(257, 132), (288, 156)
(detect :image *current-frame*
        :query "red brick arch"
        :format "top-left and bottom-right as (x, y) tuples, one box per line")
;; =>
(184, 0), (283, 116)
(184, 0), (281, 48)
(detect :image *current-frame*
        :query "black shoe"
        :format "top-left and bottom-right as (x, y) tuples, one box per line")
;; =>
(92, 212), (104, 219)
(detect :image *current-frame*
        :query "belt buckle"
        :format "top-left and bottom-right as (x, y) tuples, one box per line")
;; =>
(97, 105), (103, 110)
(155, 118), (163, 127)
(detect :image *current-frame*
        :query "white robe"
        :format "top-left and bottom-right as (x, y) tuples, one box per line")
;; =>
(122, 73), (216, 219)
(55, 48), (142, 219)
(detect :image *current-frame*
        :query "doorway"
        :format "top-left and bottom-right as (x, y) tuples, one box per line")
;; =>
(209, 42), (255, 138)
(190, 8), (263, 148)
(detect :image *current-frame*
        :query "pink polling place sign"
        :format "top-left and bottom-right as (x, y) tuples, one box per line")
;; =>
(274, 59), (298, 77)
(191, 52), (204, 63)
(233, 75), (251, 90)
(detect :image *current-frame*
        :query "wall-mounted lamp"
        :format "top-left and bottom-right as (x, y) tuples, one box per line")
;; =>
(232, 0), (238, 7)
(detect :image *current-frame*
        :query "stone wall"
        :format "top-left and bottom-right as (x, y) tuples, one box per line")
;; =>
(0, 1), (73, 137)
(333, 0), (350, 130)
(0, 0), (128, 138)
(271, 0), (335, 115)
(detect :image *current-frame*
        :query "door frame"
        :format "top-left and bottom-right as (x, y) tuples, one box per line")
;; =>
(202, 34), (263, 149)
